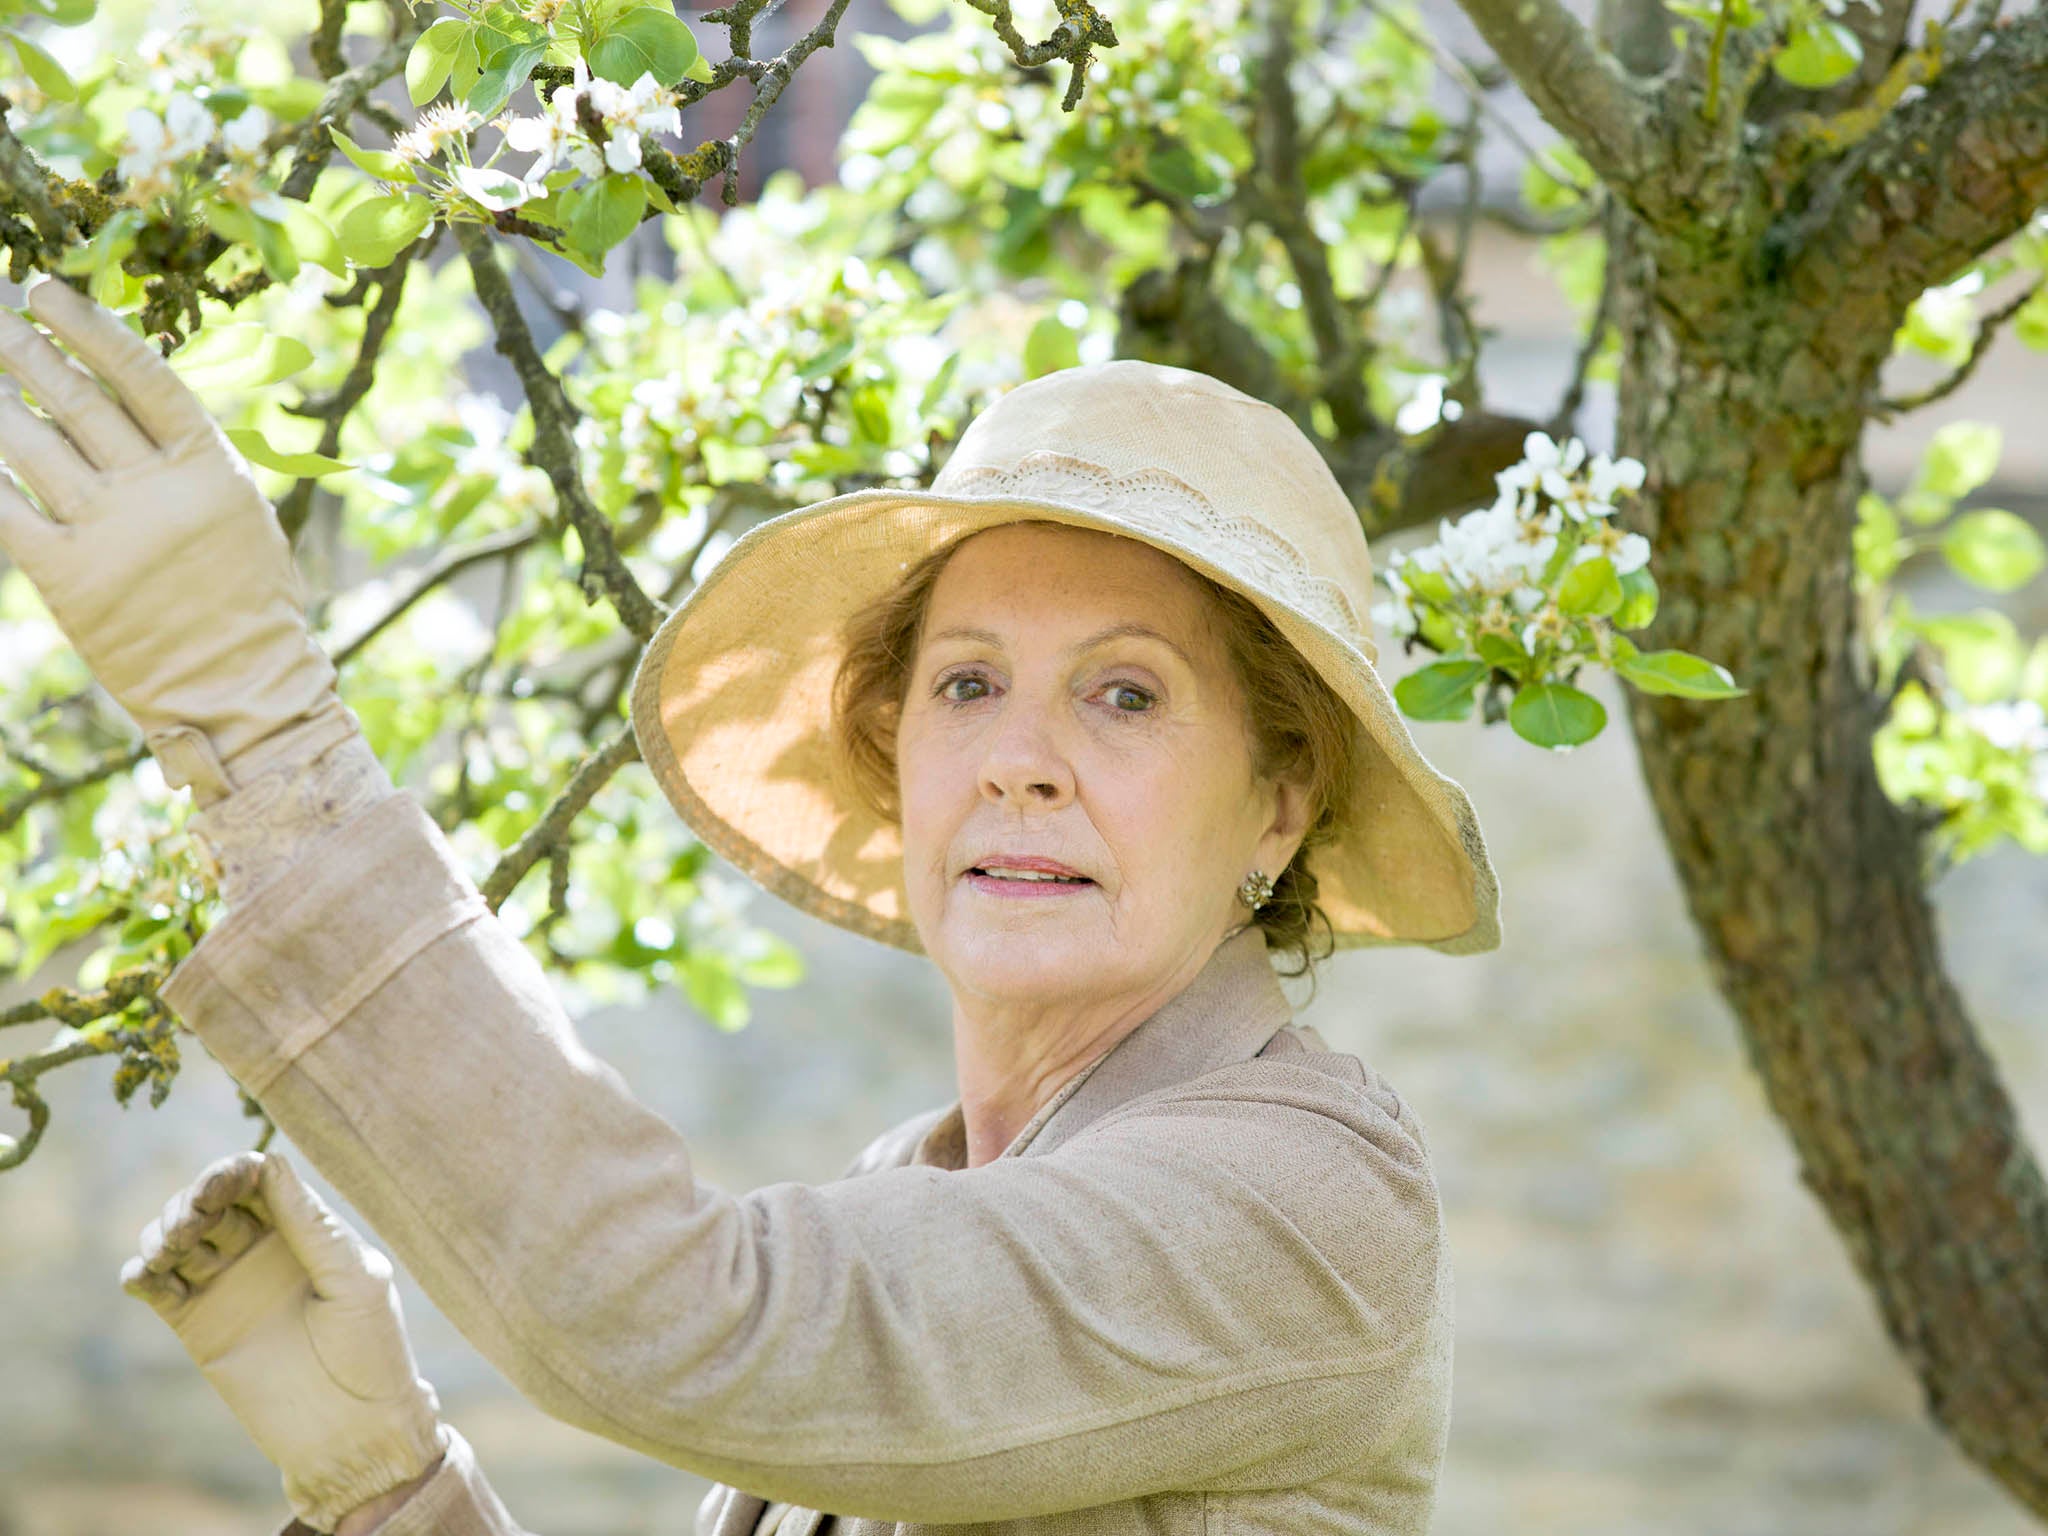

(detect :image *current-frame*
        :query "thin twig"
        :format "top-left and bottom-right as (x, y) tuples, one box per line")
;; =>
(329, 522), (548, 668)
(479, 723), (642, 911)
(1875, 278), (2042, 419)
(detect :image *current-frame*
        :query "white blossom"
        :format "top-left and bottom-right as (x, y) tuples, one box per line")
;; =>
(1568, 527), (1651, 577)
(1588, 452), (1646, 503)
(118, 91), (213, 205)
(394, 102), (484, 165)
(220, 103), (270, 157)
(1497, 430), (1586, 503)
(501, 59), (679, 182)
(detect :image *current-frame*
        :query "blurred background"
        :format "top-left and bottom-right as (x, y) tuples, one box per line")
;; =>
(2, 0), (2046, 1532)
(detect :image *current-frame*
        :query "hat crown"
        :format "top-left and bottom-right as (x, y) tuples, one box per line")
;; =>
(930, 360), (1377, 654)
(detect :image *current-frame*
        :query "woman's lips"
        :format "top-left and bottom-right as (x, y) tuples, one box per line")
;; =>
(962, 868), (1097, 901)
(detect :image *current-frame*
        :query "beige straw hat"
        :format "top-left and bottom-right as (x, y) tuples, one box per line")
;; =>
(628, 359), (1503, 957)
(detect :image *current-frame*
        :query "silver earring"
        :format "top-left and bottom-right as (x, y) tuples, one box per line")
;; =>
(1237, 869), (1275, 911)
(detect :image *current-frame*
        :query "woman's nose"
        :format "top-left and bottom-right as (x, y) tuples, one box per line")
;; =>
(977, 699), (1075, 809)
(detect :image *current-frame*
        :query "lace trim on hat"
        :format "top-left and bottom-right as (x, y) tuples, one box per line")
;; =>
(939, 448), (1364, 639)
(188, 728), (397, 907)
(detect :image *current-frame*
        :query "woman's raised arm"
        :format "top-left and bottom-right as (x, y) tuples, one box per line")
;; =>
(159, 774), (1449, 1524)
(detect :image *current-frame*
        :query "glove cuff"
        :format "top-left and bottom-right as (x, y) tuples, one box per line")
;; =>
(150, 696), (363, 808)
(185, 717), (397, 906)
(286, 1412), (452, 1534)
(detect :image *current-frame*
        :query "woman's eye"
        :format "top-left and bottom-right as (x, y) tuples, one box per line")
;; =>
(937, 673), (991, 703)
(1104, 682), (1156, 713)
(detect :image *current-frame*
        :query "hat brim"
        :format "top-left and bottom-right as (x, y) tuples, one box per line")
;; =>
(628, 487), (1503, 957)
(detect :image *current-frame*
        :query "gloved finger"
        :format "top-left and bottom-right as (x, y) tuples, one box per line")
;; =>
(151, 1150), (267, 1262)
(0, 463), (58, 566)
(260, 1152), (386, 1299)
(23, 274), (211, 448)
(119, 1249), (192, 1314)
(0, 385), (93, 516)
(169, 1204), (266, 1287)
(0, 305), (156, 471)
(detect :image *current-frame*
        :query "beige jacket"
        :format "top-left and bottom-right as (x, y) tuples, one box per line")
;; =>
(158, 788), (1454, 1536)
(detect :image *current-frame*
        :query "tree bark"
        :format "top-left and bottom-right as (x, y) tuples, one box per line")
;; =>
(1604, 193), (2048, 1516)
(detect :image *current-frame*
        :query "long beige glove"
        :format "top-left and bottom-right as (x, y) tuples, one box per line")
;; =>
(0, 273), (357, 806)
(121, 1150), (451, 1533)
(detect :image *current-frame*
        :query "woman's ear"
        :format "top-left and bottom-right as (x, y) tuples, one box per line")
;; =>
(1255, 772), (1314, 877)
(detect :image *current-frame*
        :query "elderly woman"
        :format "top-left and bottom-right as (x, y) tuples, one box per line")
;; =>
(0, 274), (1501, 1536)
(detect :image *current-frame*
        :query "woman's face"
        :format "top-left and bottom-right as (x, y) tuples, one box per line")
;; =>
(896, 521), (1309, 1014)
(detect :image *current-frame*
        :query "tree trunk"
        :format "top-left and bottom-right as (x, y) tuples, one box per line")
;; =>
(1606, 219), (2048, 1511)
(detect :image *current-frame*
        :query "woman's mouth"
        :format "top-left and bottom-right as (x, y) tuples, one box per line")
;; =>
(963, 862), (1096, 897)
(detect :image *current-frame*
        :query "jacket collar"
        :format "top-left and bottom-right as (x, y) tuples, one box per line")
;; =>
(911, 924), (1293, 1171)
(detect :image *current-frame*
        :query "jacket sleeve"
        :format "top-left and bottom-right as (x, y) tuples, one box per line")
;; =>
(315, 1425), (538, 1536)
(161, 790), (1447, 1526)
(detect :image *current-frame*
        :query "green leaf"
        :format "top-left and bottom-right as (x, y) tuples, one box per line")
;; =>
(1475, 631), (1526, 670)
(2015, 286), (2048, 350)
(561, 172), (646, 265)
(335, 192), (433, 267)
(680, 950), (749, 1030)
(11, 32), (75, 99)
(1613, 565), (1659, 630)
(55, 204), (140, 278)
(169, 324), (313, 389)
(1023, 312), (1080, 378)
(1916, 420), (2001, 505)
(1897, 286), (1974, 365)
(1393, 658), (1487, 721)
(329, 124), (413, 181)
(734, 933), (804, 987)
(849, 382), (894, 445)
(25, 0), (96, 25)
(1941, 509), (2044, 592)
(1402, 565), (1456, 606)
(1143, 137), (1223, 202)
(1556, 554), (1622, 617)
(1615, 648), (1746, 699)
(1853, 491), (1904, 583)
(1772, 17), (1862, 90)
(2020, 635), (2048, 711)
(681, 51), (713, 83)
(201, 197), (298, 283)
(468, 38), (547, 117)
(225, 427), (354, 478)
(406, 16), (467, 105)
(281, 199), (347, 278)
(1912, 607), (2023, 702)
(449, 24), (483, 99)
(586, 3), (699, 86)
(918, 349), (959, 420)
(1508, 681), (1607, 748)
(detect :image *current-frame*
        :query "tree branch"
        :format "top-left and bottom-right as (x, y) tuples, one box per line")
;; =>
(1786, 4), (2048, 315)
(1245, 0), (1373, 440)
(277, 233), (431, 543)
(0, 741), (148, 836)
(479, 722), (641, 911)
(455, 221), (665, 642)
(1446, 0), (1670, 223)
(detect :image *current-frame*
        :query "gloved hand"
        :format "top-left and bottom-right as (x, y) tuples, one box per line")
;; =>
(0, 273), (356, 806)
(120, 1150), (450, 1533)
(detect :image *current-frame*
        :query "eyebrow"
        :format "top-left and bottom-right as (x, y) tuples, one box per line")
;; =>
(925, 621), (1194, 667)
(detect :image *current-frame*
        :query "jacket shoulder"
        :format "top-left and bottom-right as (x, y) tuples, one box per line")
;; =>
(833, 1101), (952, 1180)
(1088, 1018), (1440, 1180)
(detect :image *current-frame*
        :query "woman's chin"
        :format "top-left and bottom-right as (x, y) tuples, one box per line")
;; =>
(927, 911), (1114, 1003)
